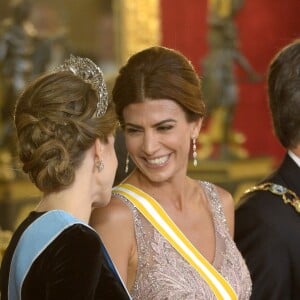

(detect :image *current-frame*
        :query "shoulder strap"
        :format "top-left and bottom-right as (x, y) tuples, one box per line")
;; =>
(113, 184), (237, 300)
(244, 182), (300, 213)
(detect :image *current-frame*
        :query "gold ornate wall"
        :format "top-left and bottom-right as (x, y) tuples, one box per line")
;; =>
(114, 0), (161, 66)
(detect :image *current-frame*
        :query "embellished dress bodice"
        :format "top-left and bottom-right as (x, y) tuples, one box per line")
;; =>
(113, 181), (252, 300)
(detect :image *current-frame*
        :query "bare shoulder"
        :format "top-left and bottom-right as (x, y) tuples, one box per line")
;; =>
(214, 185), (235, 211)
(90, 195), (133, 228)
(214, 185), (235, 237)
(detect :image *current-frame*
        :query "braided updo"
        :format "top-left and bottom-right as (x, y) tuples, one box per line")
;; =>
(14, 71), (117, 193)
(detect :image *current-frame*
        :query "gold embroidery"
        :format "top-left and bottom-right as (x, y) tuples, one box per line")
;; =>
(244, 183), (300, 213)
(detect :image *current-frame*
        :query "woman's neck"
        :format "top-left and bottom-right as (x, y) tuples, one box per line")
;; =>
(126, 169), (194, 211)
(36, 189), (92, 223)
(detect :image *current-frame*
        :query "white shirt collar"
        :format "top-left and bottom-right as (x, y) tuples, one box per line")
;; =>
(288, 150), (300, 167)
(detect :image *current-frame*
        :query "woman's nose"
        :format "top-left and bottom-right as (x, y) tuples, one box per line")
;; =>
(142, 131), (159, 155)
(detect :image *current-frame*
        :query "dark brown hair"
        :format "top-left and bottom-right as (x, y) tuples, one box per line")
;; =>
(268, 39), (300, 148)
(14, 71), (117, 193)
(112, 46), (206, 125)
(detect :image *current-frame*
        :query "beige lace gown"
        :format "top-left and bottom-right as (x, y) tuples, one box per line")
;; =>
(113, 181), (252, 300)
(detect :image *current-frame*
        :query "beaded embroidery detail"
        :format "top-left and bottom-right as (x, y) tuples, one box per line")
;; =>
(113, 181), (252, 299)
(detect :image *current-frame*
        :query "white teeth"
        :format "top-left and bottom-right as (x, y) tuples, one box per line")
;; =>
(147, 155), (168, 165)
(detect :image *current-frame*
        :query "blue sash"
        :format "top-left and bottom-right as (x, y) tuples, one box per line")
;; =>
(8, 210), (86, 299)
(8, 210), (131, 299)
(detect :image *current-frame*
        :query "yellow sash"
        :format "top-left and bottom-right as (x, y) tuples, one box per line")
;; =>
(113, 183), (237, 300)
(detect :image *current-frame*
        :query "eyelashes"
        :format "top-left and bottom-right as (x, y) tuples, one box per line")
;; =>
(125, 124), (175, 135)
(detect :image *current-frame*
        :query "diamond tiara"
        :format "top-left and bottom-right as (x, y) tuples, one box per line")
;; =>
(54, 54), (108, 117)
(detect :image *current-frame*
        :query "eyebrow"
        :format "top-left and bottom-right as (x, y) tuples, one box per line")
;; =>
(125, 119), (177, 129)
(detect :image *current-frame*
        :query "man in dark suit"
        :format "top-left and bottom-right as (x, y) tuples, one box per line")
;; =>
(234, 39), (300, 299)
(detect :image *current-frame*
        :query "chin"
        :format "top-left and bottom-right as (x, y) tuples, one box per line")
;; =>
(145, 171), (173, 183)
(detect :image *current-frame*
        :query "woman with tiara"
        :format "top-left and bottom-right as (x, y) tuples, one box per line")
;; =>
(0, 55), (130, 299)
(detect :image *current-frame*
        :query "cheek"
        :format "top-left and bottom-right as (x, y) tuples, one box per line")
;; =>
(125, 137), (139, 154)
(175, 135), (191, 155)
(169, 133), (189, 148)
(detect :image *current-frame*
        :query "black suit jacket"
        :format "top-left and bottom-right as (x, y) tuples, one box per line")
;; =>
(235, 154), (300, 300)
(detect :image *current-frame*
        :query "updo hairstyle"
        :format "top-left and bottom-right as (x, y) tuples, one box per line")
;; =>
(14, 71), (117, 193)
(112, 46), (206, 125)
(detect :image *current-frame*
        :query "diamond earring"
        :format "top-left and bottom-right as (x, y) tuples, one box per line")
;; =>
(192, 137), (197, 167)
(125, 153), (129, 173)
(95, 159), (104, 172)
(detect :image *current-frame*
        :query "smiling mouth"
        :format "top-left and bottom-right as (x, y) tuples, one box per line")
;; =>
(146, 155), (170, 166)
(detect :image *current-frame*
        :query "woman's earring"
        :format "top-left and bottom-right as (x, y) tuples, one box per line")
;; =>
(95, 159), (104, 172)
(125, 153), (129, 173)
(192, 137), (198, 167)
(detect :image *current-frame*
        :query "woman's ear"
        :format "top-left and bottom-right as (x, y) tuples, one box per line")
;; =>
(191, 118), (203, 138)
(94, 138), (104, 160)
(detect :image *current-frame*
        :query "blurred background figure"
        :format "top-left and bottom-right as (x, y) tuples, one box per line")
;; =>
(0, 0), (68, 182)
(200, 0), (260, 159)
(0, 0), (52, 157)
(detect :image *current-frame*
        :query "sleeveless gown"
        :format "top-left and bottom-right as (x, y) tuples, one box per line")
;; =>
(113, 181), (252, 300)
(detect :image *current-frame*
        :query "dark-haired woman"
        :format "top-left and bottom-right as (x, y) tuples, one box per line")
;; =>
(91, 46), (251, 299)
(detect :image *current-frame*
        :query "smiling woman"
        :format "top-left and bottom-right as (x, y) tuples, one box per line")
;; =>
(90, 46), (252, 300)
(123, 99), (198, 183)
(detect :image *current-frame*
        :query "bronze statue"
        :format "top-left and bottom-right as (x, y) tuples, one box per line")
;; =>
(200, 0), (261, 159)
(0, 0), (54, 179)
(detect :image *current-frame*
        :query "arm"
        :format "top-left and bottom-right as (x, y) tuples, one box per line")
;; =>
(90, 197), (136, 288)
(42, 226), (105, 299)
(235, 204), (291, 299)
(233, 50), (262, 82)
